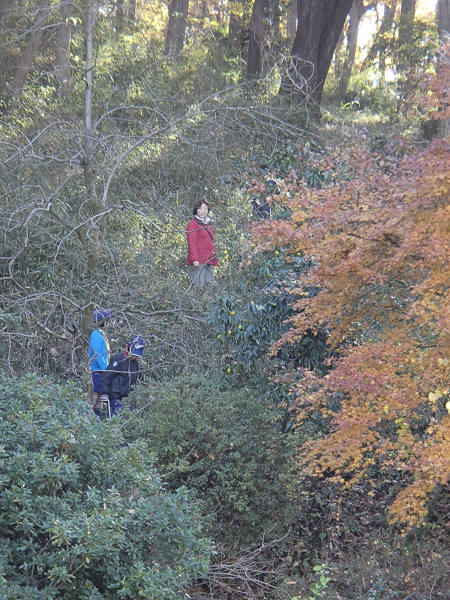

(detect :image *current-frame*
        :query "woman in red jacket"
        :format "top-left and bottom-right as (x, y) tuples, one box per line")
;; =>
(186, 199), (218, 289)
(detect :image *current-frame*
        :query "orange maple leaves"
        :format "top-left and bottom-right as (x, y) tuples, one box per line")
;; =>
(254, 136), (450, 528)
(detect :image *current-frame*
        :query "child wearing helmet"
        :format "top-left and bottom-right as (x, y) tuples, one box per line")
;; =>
(99, 335), (146, 417)
(88, 309), (112, 419)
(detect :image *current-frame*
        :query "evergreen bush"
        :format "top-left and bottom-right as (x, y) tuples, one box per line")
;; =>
(0, 373), (211, 599)
(124, 374), (300, 547)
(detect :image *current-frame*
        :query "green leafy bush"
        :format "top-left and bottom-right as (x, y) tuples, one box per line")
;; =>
(0, 373), (211, 599)
(208, 250), (328, 379)
(124, 374), (300, 547)
(209, 289), (327, 376)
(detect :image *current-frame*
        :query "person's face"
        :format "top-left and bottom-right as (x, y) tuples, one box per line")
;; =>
(125, 345), (137, 360)
(197, 203), (209, 218)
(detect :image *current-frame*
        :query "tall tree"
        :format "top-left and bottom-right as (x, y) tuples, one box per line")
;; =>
(337, 1), (359, 97)
(247, 0), (268, 76)
(286, 0), (354, 106)
(438, 0), (450, 33)
(397, 0), (417, 67)
(253, 134), (450, 532)
(338, 0), (376, 98)
(9, 0), (50, 104)
(79, 0), (103, 353)
(396, 0), (417, 111)
(165, 0), (190, 56)
(228, 0), (255, 50)
(398, 0), (416, 43)
(228, 0), (244, 48)
(268, 0), (282, 40)
(437, 0), (450, 137)
(286, 0), (297, 39)
(361, 1), (397, 73)
(116, 0), (125, 33)
(55, 0), (72, 97)
(128, 0), (136, 23)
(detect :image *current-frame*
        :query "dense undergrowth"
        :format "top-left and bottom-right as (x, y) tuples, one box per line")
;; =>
(1, 5), (450, 596)
(4, 117), (450, 599)
(0, 373), (211, 599)
(3, 367), (450, 599)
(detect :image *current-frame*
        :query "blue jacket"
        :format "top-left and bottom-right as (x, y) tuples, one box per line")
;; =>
(88, 329), (110, 372)
(99, 352), (140, 400)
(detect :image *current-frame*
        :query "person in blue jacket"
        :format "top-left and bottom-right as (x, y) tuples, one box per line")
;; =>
(99, 335), (146, 417)
(88, 309), (112, 419)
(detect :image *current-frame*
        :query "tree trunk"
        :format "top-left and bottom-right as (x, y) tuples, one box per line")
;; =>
(286, 0), (297, 40)
(361, 1), (397, 73)
(247, 0), (267, 76)
(200, 0), (210, 19)
(55, 0), (72, 97)
(82, 0), (102, 365)
(438, 0), (450, 33)
(165, 0), (189, 57)
(228, 0), (243, 50)
(338, 0), (362, 98)
(228, 14), (241, 48)
(398, 0), (416, 42)
(286, 0), (354, 106)
(269, 0), (281, 40)
(116, 0), (124, 33)
(128, 0), (136, 23)
(437, 0), (450, 138)
(9, 0), (50, 104)
(333, 26), (345, 80)
(396, 0), (416, 111)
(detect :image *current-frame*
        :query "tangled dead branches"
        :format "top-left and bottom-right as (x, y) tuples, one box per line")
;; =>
(191, 536), (291, 600)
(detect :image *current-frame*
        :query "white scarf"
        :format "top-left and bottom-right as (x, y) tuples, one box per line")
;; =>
(195, 215), (211, 225)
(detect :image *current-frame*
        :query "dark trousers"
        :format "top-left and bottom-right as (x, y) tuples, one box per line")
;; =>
(109, 397), (123, 416)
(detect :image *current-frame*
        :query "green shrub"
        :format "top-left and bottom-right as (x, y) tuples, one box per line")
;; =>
(124, 374), (300, 547)
(0, 373), (211, 599)
(209, 282), (328, 378)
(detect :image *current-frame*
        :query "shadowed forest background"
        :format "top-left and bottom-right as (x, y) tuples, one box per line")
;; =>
(1, 0), (450, 598)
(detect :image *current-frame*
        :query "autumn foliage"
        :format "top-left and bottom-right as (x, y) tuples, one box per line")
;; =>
(422, 36), (450, 121)
(254, 132), (450, 529)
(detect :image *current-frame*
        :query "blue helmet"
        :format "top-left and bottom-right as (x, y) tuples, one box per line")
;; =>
(93, 309), (112, 325)
(128, 335), (146, 357)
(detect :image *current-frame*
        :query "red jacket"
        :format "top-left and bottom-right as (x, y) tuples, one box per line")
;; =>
(186, 217), (218, 266)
